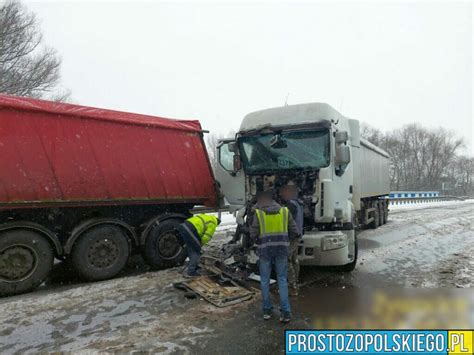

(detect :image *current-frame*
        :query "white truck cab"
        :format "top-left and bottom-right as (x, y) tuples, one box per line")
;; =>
(215, 103), (390, 270)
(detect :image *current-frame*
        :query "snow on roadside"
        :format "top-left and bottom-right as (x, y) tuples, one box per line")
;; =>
(210, 211), (238, 240)
(389, 198), (474, 211)
(207, 200), (474, 217)
(208, 211), (237, 226)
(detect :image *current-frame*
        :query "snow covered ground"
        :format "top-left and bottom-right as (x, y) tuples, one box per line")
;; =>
(213, 198), (474, 228)
(0, 199), (472, 353)
(389, 198), (474, 211)
(357, 199), (474, 288)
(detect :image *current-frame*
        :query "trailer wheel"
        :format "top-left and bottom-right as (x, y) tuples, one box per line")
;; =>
(370, 201), (380, 229)
(384, 202), (389, 223)
(143, 218), (187, 270)
(0, 229), (53, 296)
(71, 225), (130, 281)
(379, 202), (385, 225)
(381, 201), (387, 224)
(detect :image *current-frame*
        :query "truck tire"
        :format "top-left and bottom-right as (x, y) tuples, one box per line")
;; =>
(379, 202), (385, 225)
(370, 202), (380, 229)
(384, 202), (389, 223)
(71, 225), (130, 281)
(0, 229), (54, 296)
(143, 218), (187, 270)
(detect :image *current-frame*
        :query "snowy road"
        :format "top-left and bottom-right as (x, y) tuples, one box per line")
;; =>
(0, 200), (472, 354)
(300, 199), (474, 289)
(358, 201), (474, 288)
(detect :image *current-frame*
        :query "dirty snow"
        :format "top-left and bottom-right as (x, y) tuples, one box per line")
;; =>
(0, 200), (472, 353)
(389, 198), (474, 211)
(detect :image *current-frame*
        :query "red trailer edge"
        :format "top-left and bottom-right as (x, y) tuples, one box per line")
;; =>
(0, 95), (218, 296)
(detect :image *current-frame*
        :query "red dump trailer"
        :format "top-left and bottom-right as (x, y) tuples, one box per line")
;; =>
(0, 94), (217, 295)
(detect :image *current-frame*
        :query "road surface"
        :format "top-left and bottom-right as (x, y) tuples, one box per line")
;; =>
(0, 200), (472, 354)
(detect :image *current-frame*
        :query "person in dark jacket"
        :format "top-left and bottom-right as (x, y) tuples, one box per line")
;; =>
(280, 181), (304, 296)
(176, 214), (220, 277)
(250, 190), (299, 323)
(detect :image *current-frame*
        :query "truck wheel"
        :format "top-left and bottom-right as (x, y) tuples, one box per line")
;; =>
(384, 202), (389, 223)
(143, 219), (187, 270)
(379, 202), (385, 225)
(370, 202), (380, 229)
(0, 229), (54, 296)
(71, 225), (130, 281)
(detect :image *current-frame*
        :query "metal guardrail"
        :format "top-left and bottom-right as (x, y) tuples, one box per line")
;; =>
(388, 195), (469, 205)
(192, 196), (472, 214)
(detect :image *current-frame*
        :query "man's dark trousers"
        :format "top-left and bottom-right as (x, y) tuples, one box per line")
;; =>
(177, 221), (201, 275)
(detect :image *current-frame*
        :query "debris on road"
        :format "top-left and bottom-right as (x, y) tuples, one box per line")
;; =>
(175, 275), (254, 307)
(173, 243), (259, 307)
(0, 202), (473, 353)
(248, 273), (276, 285)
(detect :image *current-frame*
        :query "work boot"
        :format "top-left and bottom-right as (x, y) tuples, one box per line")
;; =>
(279, 311), (291, 324)
(263, 309), (272, 321)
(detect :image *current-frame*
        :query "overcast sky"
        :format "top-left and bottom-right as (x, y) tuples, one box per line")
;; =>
(29, 1), (473, 154)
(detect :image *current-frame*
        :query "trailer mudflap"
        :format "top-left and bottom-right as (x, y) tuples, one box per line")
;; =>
(176, 275), (254, 307)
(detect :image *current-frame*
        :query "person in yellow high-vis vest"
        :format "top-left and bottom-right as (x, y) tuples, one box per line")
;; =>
(176, 214), (220, 277)
(250, 190), (300, 323)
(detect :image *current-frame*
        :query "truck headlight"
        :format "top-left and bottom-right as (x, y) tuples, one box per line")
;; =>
(322, 235), (348, 251)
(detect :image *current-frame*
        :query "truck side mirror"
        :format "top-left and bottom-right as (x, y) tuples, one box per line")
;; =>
(217, 140), (240, 174)
(335, 145), (351, 165)
(228, 142), (238, 153)
(335, 145), (350, 176)
(335, 131), (349, 144)
(233, 154), (242, 172)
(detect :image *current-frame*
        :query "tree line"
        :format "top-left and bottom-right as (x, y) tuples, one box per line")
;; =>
(0, 0), (69, 101)
(207, 124), (473, 196)
(361, 124), (473, 196)
(3, 1), (472, 198)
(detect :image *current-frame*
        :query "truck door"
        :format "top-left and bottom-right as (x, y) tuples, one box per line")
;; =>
(215, 139), (245, 210)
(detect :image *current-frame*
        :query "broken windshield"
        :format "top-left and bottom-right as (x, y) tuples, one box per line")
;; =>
(238, 129), (330, 173)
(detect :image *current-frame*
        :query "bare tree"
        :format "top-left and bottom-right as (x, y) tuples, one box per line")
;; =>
(205, 132), (221, 170)
(362, 123), (466, 193)
(447, 156), (474, 196)
(0, 0), (69, 100)
(360, 123), (384, 147)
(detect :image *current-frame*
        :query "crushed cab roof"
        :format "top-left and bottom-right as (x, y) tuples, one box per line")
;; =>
(240, 102), (344, 132)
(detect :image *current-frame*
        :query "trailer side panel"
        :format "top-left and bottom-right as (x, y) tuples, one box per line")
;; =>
(0, 95), (217, 208)
(352, 138), (390, 205)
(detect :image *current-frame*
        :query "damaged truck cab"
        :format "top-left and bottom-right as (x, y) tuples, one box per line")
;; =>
(215, 103), (390, 271)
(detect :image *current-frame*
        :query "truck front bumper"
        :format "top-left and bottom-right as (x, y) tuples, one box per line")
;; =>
(298, 230), (355, 266)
